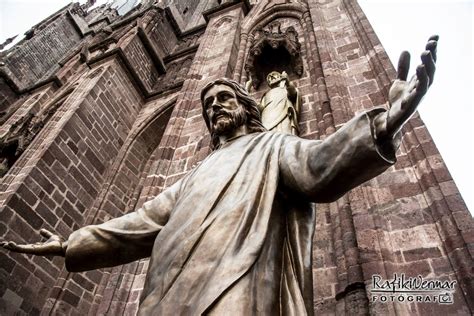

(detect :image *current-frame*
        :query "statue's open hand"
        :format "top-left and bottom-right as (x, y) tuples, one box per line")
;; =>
(379, 35), (438, 140)
(1, 228), (65, 256)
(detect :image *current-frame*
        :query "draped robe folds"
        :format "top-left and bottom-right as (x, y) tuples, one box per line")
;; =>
(65, 108), (399, 315)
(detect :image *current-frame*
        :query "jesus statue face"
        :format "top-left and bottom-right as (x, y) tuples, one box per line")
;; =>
(203, 84), (247, 137)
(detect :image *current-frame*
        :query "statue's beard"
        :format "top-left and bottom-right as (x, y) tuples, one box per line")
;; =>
(211, 106), (247, 137)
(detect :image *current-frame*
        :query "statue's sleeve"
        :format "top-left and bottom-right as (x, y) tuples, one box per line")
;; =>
(64, 180), (181, 272)
(279, 107), (401, 203)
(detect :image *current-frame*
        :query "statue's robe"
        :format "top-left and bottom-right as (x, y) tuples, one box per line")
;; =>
(65, 108), (398, 315)
(259, 82), (300, 135)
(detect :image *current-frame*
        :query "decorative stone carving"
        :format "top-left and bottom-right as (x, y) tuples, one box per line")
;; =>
(244, 21), (303, 89)
(0, 97), (66, 177)
(174, 32), (203, 53)
(153, 56), (193, 92)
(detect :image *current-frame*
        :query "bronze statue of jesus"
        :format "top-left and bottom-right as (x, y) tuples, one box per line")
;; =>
(1, 37), (438, 315)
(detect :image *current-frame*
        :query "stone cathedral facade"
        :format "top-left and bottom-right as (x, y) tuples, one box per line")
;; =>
(0, 0), (472, 315)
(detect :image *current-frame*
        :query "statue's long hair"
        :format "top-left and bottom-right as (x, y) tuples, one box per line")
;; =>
(200, 78), (266, 149)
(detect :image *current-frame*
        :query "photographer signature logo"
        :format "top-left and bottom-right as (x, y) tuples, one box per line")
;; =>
(370, 274), (456, 304)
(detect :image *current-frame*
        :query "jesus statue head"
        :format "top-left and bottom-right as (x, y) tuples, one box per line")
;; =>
(200, 78), (266, 149)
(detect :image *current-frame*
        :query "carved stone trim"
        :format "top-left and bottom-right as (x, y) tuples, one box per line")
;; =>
(244, 21), (303, 88)
(0, 86), (74, 177)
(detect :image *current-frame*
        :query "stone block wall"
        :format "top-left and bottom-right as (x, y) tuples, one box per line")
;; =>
(306, 0), (473, 314)
(0, 60), (143, 314)
(1, 5), (84, 90)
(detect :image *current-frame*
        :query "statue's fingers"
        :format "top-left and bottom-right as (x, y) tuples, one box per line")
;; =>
(397, 51), (410, 81)
(12, 244), (36, 254)
(403, 74), (417, 95)
(4, 241), (17, 249)
(414, 65), (429, 100)
(39, 228), (55, 239)
(14, 242), (49, 254)
(0, 241), (12, 249)
(2, 241), (25, 252)
(417, 64), (429, 88)
(425, 39), (438, 62)
(421, 51), (436, 86)
(397, 52), (411, 80)
(427, 34), (439, 62)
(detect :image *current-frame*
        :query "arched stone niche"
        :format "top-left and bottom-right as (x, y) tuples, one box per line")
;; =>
(244, 20), (303, 89)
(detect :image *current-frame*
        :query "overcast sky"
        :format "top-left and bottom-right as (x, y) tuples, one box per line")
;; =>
(358, 0), (473, 214)
(1, 0), (472, 214)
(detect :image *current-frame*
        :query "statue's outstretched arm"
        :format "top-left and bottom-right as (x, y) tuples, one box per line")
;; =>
(374, 35), (438, 140)
(2, 179), (181, 272)
(1, 228), (66, 256)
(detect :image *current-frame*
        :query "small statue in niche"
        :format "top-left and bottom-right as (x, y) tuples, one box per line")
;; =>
(259, 71), (301, 135)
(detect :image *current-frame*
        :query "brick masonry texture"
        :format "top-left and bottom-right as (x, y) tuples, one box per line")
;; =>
(0, 0), (472, 315)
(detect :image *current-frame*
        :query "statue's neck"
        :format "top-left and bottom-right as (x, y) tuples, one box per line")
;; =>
(218, 124), (249, 145)
(268, 80), (286, 89)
